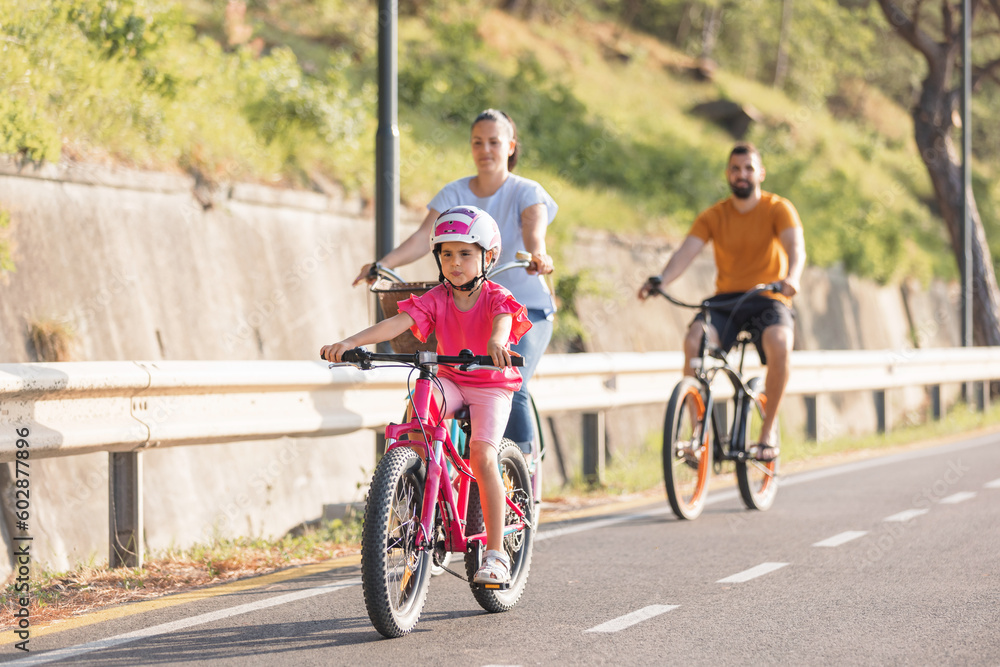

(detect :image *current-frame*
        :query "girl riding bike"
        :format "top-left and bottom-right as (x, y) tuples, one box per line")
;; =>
(353, 109), (556, 463)
(322, 205), (530, 585)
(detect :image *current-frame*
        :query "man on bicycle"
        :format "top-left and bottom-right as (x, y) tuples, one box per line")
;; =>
(639, 143), (806, 461)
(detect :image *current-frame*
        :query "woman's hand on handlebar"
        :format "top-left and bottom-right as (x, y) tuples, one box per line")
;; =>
(527, 251), (554, 276)
(352, 263), (378, 287)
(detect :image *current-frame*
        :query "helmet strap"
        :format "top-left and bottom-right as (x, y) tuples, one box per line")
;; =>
(433, 246), (489, 292)
(450, 275), (485, 292)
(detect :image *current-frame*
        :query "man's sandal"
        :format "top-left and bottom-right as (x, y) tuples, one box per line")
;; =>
(749, 443), (780, 462)
(473, 549), (511, 585)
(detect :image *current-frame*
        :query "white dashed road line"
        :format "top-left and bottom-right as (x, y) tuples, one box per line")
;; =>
(584, 605), (680, 633)
(938, 491), (977, 504)
(8, 578), (362, 666)
(985, 478), (1000, 489)
(883, 508), (930, 522)
(717, 562), (788, 584)
(812, 531), (869, 547)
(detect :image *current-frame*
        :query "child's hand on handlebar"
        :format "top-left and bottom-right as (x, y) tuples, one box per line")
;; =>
(487, 340), (514, 368)
(320, 341), (355, 362)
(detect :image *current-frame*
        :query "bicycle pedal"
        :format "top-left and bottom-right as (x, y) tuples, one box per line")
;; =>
(475, 581), (511, 590)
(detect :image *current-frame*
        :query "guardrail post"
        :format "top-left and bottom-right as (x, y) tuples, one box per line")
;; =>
(109, 452), (143, 569)
(804, 395), (819, 441)
(975, 381), (989, 412)
(928, 385), (942, 421)
(874, 390), (889, 434)
(582, 411), (605, 486)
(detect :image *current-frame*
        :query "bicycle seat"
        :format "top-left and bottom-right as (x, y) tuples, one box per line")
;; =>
(453, 406), (470, 421)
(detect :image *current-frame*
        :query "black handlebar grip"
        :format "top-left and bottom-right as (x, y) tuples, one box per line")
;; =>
(340, 347), (370, 364)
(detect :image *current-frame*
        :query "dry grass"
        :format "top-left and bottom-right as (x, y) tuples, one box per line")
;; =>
(1, 520), (361, 631)
(28, 318), (75, 362)
(0, 209), (15, 275)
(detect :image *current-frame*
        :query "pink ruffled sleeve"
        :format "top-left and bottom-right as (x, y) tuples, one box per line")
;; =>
(397, 289), (438, 343)
(488, 287), (532, 344)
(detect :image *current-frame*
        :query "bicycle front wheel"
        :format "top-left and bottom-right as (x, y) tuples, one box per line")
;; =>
(736, 377), (779, 511)
(361, 446), (432, 638)
(465, 440), (535, 613)
(662, 377), (712, 520)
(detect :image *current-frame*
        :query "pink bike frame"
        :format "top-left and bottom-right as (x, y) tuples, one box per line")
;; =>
(382, 374), (529, 557)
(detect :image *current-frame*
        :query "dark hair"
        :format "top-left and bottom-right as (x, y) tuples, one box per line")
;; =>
(472, 109), (519, 172)
(729, 142), (762, 164)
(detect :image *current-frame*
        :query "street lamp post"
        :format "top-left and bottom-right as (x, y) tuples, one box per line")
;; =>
(374, 0), (398, 352)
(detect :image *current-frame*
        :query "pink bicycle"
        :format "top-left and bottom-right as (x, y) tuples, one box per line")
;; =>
(334, 347), (535, 638)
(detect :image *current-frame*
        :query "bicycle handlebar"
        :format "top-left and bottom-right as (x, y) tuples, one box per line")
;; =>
(645, 276), (783, 309)
(367, 263), (406, 283)
(368, 250), (534, 285)
(489, 250), (533, 278)
(336, 346), (524, 370)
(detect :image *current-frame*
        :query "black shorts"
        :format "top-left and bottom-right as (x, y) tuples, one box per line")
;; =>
(691, 293), (795, 365)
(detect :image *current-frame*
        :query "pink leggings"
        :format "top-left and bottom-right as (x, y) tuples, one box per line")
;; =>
(435, 379), (513, 451)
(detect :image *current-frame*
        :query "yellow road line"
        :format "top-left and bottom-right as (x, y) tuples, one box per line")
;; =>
(1, 502), (651, 644)
(1, 499), (650, 644)
(0, 554), (360, 643)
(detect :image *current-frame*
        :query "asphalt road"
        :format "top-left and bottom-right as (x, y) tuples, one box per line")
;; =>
(4, 432), (999, 666)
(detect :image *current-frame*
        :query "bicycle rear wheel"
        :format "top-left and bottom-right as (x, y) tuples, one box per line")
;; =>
(662, 377), (711, 520)
(527, 392), (544, 523)
(736, 377), (779, 511)
(464, 440), (534, 612)
(361, 446), (432, 638)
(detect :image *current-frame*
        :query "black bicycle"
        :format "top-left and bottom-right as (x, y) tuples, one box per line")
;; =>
(646, 278), (781, 520)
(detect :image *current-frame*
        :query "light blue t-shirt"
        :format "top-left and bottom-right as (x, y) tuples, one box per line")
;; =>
(428, 174), (558, 314)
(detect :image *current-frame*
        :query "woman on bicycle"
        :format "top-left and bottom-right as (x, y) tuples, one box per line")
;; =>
(353, 108), (556, 461)
(325, 206), (531, 585)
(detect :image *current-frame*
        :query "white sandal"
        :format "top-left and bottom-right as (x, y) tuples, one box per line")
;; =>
(473, 549), (511, 584)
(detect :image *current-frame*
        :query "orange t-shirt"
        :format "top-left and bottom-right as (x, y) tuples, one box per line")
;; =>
(688, 192), (802, 305)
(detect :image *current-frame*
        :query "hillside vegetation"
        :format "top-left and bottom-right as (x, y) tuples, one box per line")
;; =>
(3, 0), (999, 285)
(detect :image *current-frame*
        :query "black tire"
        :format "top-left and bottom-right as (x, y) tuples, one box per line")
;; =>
(736, 377), (779, 511)
(528, 393), (544, 523)
(464, 440), (534, 613)
(361, 447), (432, 638)
(662, 377), (711, 520)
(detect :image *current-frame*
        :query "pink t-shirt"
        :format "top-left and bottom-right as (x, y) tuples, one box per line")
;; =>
(397, 281), (532, 391)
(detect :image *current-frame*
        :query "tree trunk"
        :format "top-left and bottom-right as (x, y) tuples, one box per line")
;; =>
(874, 0), (1000, 347)
(912, 74), (1000, 346)
(701, 4), (723, 61)
(676, 3), (697, 47)
(773, 0), (793, 88)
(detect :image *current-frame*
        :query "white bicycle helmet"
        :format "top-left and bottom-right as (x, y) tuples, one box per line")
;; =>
(430, 206), (502, 291)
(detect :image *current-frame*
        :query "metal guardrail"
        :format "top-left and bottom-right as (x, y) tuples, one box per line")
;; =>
(0, 360), (411, 462)
(2, 349), (998, 568)
(3, 348), (1000, 462)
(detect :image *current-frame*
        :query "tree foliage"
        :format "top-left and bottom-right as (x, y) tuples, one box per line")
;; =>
(0, 0), (366, 182)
